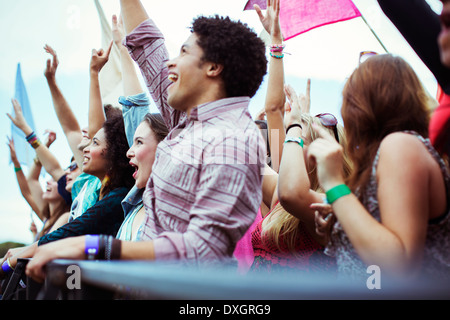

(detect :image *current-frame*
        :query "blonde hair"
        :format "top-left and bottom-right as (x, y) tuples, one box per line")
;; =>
(262, 113), (352, 255)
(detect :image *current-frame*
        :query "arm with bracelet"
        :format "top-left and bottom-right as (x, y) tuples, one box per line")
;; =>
(307, 121), (434, 277)
(7, 137), (42, 218)
(7, 99), (67, 184)
(254, 0), (285, 172)
(277, 81), (327, 232)
(25, 234), (124, 282)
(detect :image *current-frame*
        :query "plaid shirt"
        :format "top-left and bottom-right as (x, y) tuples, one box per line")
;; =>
(125, 19), (265, 262)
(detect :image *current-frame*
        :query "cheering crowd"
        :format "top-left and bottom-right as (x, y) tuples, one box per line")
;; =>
(1, 0), (449, 297)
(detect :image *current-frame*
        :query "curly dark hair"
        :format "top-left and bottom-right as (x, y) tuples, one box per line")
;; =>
(101, 114), (135, 197)
(191, 15), (267, 98)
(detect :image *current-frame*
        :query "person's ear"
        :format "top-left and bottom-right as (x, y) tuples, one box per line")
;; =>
(206, 63), (224, 78)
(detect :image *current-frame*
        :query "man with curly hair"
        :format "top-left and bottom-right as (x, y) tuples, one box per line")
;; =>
(24, 0), (269, 280)
(114, 0), (268, 263)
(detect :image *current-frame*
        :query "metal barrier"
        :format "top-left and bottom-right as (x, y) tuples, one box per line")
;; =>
(1, 259), (42, 300)
(30, 259), (450, 300)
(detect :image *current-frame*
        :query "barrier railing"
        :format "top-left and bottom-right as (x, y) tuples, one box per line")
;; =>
(33, 260), (450, 300)
(2, 259), (450, 300)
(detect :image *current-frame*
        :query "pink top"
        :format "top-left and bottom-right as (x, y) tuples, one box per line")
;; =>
(125, 19), (265, 262)
(234, 208), (263, 273)
(251, 205), (328, 271)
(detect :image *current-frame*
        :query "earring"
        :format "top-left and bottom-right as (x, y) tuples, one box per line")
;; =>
(102, 175), (110, 186)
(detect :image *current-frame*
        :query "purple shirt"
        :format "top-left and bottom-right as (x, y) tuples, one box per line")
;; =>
(125, 19), (265, 262)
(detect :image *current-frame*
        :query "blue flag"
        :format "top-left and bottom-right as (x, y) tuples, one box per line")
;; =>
(11, 63), (37, 167)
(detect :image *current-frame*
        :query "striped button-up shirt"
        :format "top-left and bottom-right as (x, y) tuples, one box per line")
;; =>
(125, 19), (265, 262)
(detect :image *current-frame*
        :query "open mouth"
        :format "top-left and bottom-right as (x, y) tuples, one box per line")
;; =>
(130, 162), (139, 179)
(168, 73), (178, 83)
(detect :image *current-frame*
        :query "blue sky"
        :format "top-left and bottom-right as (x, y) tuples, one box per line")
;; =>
(0, 0), (442, 244)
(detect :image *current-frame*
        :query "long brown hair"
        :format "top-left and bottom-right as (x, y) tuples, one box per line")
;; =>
(37, 195), (70, 239)
(341, 54), (433, 197)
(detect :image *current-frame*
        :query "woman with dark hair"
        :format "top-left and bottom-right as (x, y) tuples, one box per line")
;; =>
(1, 114), (134, 278)
(36, 114), (135, 245)
(309, 54), (450, 281)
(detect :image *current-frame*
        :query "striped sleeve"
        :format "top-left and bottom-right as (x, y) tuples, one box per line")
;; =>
(124, 19), (183, 130)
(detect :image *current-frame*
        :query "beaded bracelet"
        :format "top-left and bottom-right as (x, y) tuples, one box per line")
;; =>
(269, 52), (284, 59)
(326, 184), (351, 204)
(269, 44), (285, 53)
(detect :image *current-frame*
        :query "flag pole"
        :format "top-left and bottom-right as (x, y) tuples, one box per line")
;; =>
(359, 13), (389, 53)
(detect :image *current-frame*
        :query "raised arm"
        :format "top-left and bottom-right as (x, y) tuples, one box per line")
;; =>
(7, 99), (66, 183)
(113, 13), (150, 146)
(120, 0), (181, 130)
(277, 88), (324, 226)
(88, 41), (113, 139)
(255, 0), (285, 172)
(377, 0), (450, 94)
(113, 14), (143, 96)
(43, 45), (83, 168)
(119, 0), (149, 35)
(7, 137), (42, 217)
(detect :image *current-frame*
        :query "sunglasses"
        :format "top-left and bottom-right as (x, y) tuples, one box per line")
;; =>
(359, 51), (378, 65)
(66, 162), (78, 172)
(315, 113), (339, 143)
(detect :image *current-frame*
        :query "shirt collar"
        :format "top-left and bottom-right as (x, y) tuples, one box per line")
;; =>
(187, 96), (250, 121)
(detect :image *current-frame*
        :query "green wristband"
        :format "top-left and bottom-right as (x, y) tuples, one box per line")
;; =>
(326, 184), (351, 204)
(284, 137), (304, 148)
(14, 167), (22, 172)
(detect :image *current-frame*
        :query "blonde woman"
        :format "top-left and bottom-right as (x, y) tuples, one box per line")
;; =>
(251, 109), (351, 272)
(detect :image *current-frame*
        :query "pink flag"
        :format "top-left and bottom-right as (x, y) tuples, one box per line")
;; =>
(244, 0), (361, 41)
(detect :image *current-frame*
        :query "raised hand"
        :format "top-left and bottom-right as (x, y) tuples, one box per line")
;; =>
(307, 124), (345, 191)
(299, 78), (311, 114)
(112, 14), (125, 48)
(254, 0), (282, 39)
(7, 99), (32, 135)
(90, 40), (113, 74)
(7, 137), (20, 166)
(44, 44), (59, 80)
(284, 84), (303, 128)
(43, 129), (57, 148)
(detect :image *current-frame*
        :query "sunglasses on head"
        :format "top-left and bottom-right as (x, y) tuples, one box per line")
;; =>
(66, 162), (78, 172)
(315, 113), (339, 143)
(359, 51), (378, 65)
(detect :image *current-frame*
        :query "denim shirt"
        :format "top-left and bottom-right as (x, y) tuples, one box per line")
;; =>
(120, 92), (151, 148)
(121, 186), (144, 218)
(117, 186), (144, 241)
